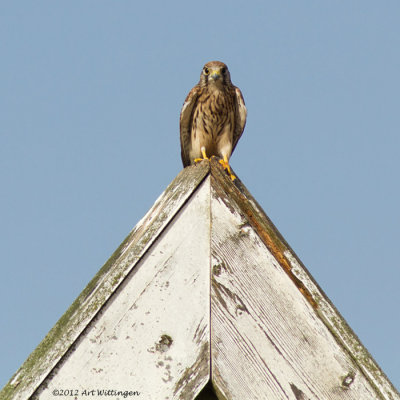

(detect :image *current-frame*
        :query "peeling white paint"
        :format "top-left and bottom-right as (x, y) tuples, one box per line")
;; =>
(211, 188), (381, 399)
(2, 161), (398, 400)
(35, 179), (211, 400)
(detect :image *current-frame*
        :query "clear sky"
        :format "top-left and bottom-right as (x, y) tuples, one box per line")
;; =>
(1, 1), (399, 391)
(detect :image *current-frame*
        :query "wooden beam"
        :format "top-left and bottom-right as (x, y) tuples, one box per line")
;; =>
(209, 158), (399, 400)
(1, 164), (210, 400)
(2, 159), (398, 400)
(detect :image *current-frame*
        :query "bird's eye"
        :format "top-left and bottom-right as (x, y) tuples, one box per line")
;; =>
(203, 67), (209, 75)
(221, 67), (226, 74)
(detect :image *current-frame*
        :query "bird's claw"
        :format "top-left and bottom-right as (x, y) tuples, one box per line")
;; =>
(219, 158), (236, 181)
(194, 156), (209, 163)
(194, 147), (210, 164)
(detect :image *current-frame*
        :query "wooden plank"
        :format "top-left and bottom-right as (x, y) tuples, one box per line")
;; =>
(3, 158), (398, 400)
(284, 251), (399, 400)
(1, 163), (210, 400)
(209, 159), (400, 400)
(32, 178), (212, 400)
(210, 179), (386, 399)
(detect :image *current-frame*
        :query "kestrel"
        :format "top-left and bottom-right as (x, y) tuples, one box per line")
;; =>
(180, 61), (247, 180)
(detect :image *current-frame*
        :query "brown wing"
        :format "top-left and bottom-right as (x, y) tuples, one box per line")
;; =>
(231, 86), (247, 155)
(180, 85), (200, 167)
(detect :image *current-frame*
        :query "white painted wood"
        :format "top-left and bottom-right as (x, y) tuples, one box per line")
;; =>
(1, 164), (210, 400)
(210, 160), (399, 400)
(210, 184), (384, 400)
(2, 159), (398, 400)
(33, 178), (212, 400)
(284, 250), (398, 400)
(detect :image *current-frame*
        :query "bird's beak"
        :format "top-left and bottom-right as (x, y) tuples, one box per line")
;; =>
(209, 69), (222, 81)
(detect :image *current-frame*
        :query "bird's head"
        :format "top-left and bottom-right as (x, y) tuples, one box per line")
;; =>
(199, 61), (232, 88)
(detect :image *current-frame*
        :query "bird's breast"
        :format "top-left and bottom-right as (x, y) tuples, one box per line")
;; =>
(193, 89), (235, 140)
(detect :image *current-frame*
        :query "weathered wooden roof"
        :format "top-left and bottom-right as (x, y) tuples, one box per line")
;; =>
(1, 158), (399, 400)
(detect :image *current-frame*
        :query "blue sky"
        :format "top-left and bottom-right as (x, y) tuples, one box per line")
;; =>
(1, 1), (399, 391)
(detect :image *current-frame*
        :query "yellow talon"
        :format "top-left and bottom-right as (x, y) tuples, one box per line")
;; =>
(219, 155), (236, 181)
(194, 157), (208, 163)
(194, 147), (209, 163)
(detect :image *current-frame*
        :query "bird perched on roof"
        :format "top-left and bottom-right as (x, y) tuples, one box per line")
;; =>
(180, 61), (247, 180)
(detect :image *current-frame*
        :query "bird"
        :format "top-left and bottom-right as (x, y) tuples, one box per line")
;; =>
(180, 61), (247, 180)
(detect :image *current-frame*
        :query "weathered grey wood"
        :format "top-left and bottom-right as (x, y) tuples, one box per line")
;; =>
(2, 158), (398, 400)
(210, 182), (379, 399)
(32, 178), (212, 400)
(211, 159), (400, 400)
(1, 164), (210, 400)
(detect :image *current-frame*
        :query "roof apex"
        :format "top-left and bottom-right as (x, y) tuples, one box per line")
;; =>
(2, 159), (398, 400)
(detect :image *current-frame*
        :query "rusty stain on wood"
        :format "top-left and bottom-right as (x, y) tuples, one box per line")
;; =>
(2, 159), (399, 400)
(209, 165), (395, 399)
(210, 159), (318, 309)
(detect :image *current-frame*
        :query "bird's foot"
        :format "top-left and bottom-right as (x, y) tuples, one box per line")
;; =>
(194, 147), (210, 163)
(219, 157), (236, 181)
(194, 156), (209, 163)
